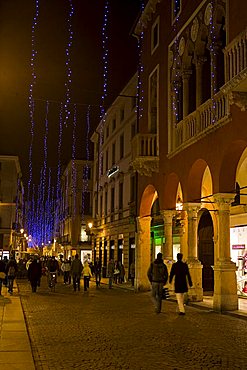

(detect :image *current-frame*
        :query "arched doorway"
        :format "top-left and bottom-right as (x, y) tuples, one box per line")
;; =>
(198, 209), (214, 292)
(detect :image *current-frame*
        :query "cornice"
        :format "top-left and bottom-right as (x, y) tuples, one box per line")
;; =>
(134, 0), (162, 35)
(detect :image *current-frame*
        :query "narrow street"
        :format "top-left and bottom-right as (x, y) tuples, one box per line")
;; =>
(18, 277), (246, 370)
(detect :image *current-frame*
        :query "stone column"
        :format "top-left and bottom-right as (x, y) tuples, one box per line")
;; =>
(135, 216), (152, 291)
(160, 210), (175, 260)
(182, 70), (192, 118)
(160, 210), (175, 288)
(184, 203), (203, 302)
(213, 193), (238, 311)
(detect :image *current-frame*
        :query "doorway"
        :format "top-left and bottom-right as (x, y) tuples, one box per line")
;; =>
(198, 209), (214, 292)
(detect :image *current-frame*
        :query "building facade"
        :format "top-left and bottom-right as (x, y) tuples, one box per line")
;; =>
(91, 74), (138, 278)
(57, 159), (93, 262)
(0, 155), (25, 259)
(131, 0), (247, 311)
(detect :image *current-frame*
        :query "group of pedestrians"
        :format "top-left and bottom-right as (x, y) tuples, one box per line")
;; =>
(0, 256), (18, 295)
(147, 252), (193, 315)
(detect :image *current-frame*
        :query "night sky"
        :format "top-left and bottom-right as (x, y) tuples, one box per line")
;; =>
(0, 0), (140, 187)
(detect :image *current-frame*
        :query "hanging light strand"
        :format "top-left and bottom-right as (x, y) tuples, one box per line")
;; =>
(64, 0), (74, 126)
(136, 0), (145, 121)
(172, 1), (181, 125)
(209, 1), (217, 124)
(28, 0), (40, 234)
(99, 0), (109, 181)
(72, 104), (77, 218)
(81, 105), (91, 222)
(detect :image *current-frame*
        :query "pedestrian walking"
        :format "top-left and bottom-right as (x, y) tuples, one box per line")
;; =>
(147, 252), (168, 314)
(107, 259), (115, 289)
(119, 263), (125, 283)
(71, 254), (83, 291)
(83, 261), (92, 291)
(6, 256), (18, 294)
(0, 259), (6, 296)
(113, 260), (120, 283)
(28, 256), (42, 292)
(61, 259), (71, 284)
(94, 257), (102, 287)
(169, 253), (193, 315)
(130, 261), (135, 287)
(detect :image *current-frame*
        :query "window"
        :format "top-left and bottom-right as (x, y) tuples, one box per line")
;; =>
(130, 175), (136, 202)
(105, 190), (108, 216)
(119, 182), (123, 210)
(105, 150), (108, 172)
(112, 142), (116, 166)
(172, 0), (181, 22)
(120, 108), (124, 122)
(111, 187), (115, 215)
(112, 118), (116, 132)
(120, 134), (124, 159)
(151, 17), (159, 54)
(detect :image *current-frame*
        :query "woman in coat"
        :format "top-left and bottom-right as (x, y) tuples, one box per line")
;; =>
(169, 253), (192, 315)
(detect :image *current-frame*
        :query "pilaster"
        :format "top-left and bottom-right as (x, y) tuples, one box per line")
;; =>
(184, 203), (203, 301)
(213, 193), (238, 311)
(135, 216), (152, 291)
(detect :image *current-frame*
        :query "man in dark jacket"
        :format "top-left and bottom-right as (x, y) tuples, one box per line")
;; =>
(28, 257), (42, 292)
(147, 253), (168, 314)
(169, 253), (193, 315)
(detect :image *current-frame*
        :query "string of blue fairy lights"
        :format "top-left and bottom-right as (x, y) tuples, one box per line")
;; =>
(209, 1), (217, 124)
(99, 0), (109, 179)
(72, 104), (77, 218)
(64, 0), (74, 126)
(28, 0), (39, 236)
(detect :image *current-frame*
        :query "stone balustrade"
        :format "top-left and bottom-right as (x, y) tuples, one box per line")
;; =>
(224, 27), (247, 82)
(131, 133), (158, 158)
(174, 91), (230, 152)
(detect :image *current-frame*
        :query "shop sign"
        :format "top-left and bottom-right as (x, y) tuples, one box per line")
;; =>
(232, 244), (245, 250)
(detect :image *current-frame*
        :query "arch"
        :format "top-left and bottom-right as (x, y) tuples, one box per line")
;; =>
(139, 184), (158, 218)
(187, 158), (208, 202)
(198, 208), (214, 292)
(236, 146), (247, 205)
(163, 172), (181, 209)
(219, 140), (247, 193)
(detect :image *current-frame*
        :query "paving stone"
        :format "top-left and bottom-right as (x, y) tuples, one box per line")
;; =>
(18, 278), (247, 370)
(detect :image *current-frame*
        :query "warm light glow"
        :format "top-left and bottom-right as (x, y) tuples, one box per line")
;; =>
(88, 222), (93, 229)
(20, 228), (24, 234)
(176, 195), (183, 211)
(24, 233), (27, 238)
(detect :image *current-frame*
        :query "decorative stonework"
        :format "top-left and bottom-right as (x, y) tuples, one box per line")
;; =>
(134, 0), (162, 35)
(204, 3), (212, 26)
(191, 17), (199, 42)
(178, 37), (185, 56)
(229, 91), (247, 111)
(131, 157), (159, 177)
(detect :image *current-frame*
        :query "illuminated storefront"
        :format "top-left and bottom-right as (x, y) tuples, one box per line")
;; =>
(230, 225), (247, 295)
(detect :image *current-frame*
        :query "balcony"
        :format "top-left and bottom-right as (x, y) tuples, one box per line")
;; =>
(170, 90), (231, 155)
(131, 133), (159, 176)
(222, 27), (247, 110)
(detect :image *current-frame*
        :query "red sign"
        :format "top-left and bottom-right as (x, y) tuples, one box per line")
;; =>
(232, 244), (245, 250)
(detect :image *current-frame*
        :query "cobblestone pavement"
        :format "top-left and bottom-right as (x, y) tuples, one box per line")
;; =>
(18, 278), (247, 370)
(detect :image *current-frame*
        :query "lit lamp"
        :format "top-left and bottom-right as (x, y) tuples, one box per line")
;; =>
(88, 222), (93, 242)
(20, 228), (24, 234)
